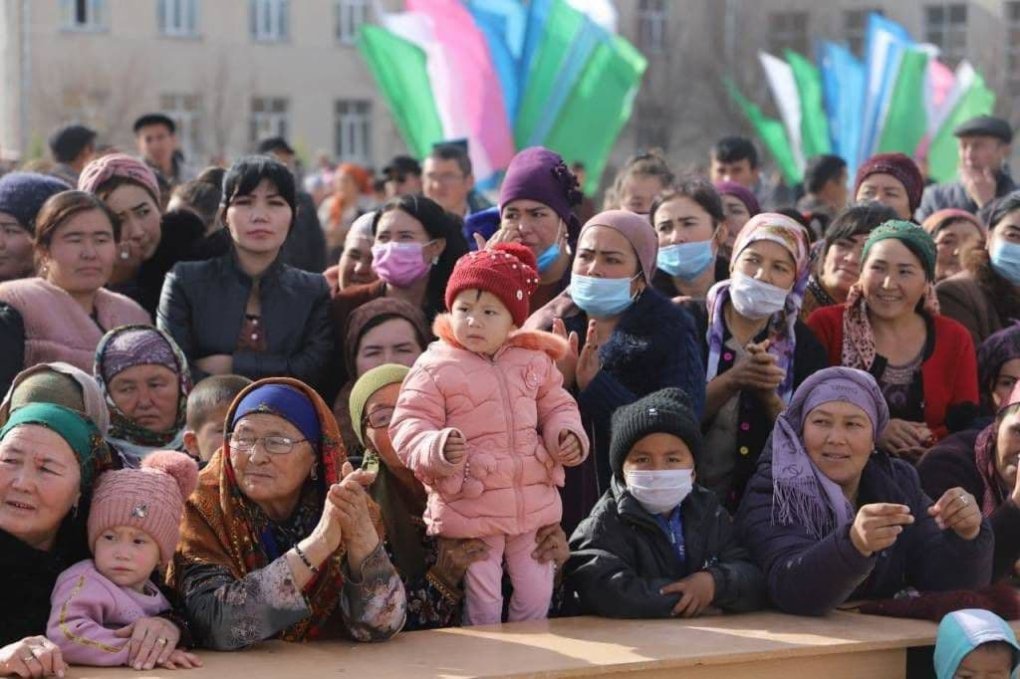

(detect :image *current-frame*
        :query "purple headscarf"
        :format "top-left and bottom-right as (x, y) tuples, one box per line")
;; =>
(714, 180), (761, 217)
(771, 367), (890, 540)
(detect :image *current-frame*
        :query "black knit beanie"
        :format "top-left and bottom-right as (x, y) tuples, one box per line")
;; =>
(609, 388), (702, 479)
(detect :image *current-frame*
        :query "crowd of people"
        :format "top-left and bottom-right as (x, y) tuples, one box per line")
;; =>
(0, 108), (1019, 678)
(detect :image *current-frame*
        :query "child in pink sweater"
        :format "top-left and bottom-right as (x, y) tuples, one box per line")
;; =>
(390, 243), (589, 625)
(47, 451), (200, 669)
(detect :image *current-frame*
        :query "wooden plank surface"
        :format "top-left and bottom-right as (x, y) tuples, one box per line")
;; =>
(65, 611), (985, 679)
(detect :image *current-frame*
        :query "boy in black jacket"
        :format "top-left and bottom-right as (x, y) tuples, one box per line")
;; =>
(565, 388), (764, 618)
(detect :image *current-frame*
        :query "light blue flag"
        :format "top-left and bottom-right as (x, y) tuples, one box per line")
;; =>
(469, 0), (526, 125)
(859, 13), (913, 164)
(820, 41), (865, 177)
(518, 0), (553, 114)
(528, 10), (609, 146)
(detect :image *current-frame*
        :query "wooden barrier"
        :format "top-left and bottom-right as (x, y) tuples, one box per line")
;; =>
(69, 611), (1013, 679)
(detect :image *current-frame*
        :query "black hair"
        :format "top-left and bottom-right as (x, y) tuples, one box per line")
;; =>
(255, 137), (294, 156)
(428, 144), (472, 177)
(711, 136), (759, 169)
(372, 194), (470, 315)
(186, 375), (253, 431)
(804, 155), (848, 194)
(650, 175), (725, 226)
(824, 203), (900, 251)
(220, 155), (297, 228)
(197, 166), (226, 189)
(48, 125), (96, 163)
(171, 180), (222, 228)
(133, 113), (176, 135)
(612, 149), (675, 199)
(986, 191), (1020, 232)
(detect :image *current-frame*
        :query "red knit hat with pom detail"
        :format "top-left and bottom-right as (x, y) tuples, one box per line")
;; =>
(445, 243), (540, 327)
(87, 451), (199, 565)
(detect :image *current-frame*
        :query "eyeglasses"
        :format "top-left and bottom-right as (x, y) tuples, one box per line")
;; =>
(362, 406), (394, 430)
(229, 434), (308, 456)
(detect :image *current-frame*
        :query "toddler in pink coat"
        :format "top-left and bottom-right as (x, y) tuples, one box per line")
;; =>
(390, 243), (589, 625)
(47, 451), (200, 669)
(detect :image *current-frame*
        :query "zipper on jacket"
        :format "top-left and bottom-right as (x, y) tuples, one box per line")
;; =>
(489, 352), (525, 531)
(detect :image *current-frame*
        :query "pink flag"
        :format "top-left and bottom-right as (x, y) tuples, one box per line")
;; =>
(916, 58), (956, 159)
(407, 0), (515, 179)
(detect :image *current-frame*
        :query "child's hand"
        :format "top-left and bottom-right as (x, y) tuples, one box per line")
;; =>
(158, 649), (203, 670)
(557, 431), (584, 466)
(660, 571), (716, 618)
(444, 430), (467, 464)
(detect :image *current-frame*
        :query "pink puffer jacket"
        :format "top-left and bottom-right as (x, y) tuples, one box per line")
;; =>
(390, 315), (589, 539)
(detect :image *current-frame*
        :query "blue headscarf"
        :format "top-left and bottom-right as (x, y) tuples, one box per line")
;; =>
(231, 384), (321, 445)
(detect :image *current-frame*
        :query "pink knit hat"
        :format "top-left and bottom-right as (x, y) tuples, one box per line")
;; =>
(78, 153), (161, 203)
(87, 451), (198, 564)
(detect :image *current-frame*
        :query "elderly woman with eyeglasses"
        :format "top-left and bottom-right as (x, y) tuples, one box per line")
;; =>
(168, 377), (406, 650)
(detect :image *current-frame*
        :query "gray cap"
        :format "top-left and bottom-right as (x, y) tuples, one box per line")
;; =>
(953, 115), (1012, 144)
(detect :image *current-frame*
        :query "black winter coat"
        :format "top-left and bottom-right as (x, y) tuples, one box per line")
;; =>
(157, 251), (333, 392)
(565, 479), (765, 618)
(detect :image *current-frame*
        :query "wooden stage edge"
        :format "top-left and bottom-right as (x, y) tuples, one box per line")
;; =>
(70, 611), (1020, 679)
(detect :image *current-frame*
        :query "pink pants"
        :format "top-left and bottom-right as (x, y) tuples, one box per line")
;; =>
(462, 530), (554, 626)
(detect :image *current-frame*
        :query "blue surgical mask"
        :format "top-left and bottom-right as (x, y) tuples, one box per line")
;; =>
(536, 241), (561, 274)
(570, 273), (640, 318)
(990, 240), (1020, 286)
(657, 241), (715, 280)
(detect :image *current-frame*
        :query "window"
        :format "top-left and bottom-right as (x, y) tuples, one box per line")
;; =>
(62, 0), (107, 31)
(768, 11), (808, 55)
(334, 100), (372, 164)
(160, 94), (203, 159)
(158, 0), (199, 37)
(1008, 3), (1020, 95)
(844, 8), (883, 56)
(636, 0), (667, 55)
(925, 3), (967, 66)
(250, 0), (289, 42)
(335, 0), (368, 45)
(251, 97), (289, 144)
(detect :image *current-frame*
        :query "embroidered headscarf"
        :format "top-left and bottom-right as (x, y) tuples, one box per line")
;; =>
(842, 221), (941, 371)
(770, 367), (889, 539)
(169, 377), (364, 643)
(94, 325), (191, 463)
(706, 213), (811, 403)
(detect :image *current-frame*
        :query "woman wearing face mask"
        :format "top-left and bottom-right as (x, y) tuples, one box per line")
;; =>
(566, 388), (764, 619)
(919, 381), (1020, 582)
(157, 156), (334, 392)
(330, 195), (468, 383)
(937, 193), (1020, 346)
(736, 367), (992, 616)
(650, 179), (729, 338)
(525, 210), (705, 534)
(713, 181), (760, 260)
(801, 203), (899, 320)
(477, 147), (583, 310)
(701, 213), (827, 512)
(809, 221), (979, 459)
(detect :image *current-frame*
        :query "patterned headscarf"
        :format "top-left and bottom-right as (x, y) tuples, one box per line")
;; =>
(770, 367), (889, 540)
(706, 213), (812, 403)
(94, 325), (191, 462)
(78, 153), (161, 204)
(842, 221), (941, 371)
(168, 377), (364, 642)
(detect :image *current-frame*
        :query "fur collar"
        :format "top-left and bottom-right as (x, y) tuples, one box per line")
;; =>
(433, 313), (568, 360)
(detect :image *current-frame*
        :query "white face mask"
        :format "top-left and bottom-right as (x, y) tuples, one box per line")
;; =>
(623, 469), (693, 515)
(729, 271), (789, 319)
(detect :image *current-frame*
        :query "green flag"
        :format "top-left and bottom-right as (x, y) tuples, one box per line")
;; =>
(785, 49), (831, 158)
(927, 74), (997, 182)
(875, 48), (930, 155)
(725, 78), (801, 185)
(543, 35), (647, 195)
(356, 25), (443, 158)
(514, 0), (585, 149)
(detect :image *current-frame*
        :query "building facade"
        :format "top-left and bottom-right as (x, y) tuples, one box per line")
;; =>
(1, 0), (1017, 187)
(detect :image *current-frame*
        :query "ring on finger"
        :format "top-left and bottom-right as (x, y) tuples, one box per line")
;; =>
(156, 637), (168, 646)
